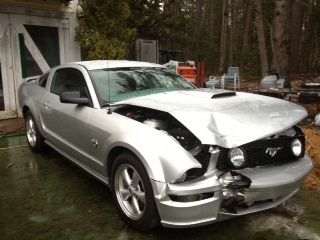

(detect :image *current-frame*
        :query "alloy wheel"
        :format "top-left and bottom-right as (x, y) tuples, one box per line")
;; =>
(26, 116), (37, 147)
(114, 163), (146, 220)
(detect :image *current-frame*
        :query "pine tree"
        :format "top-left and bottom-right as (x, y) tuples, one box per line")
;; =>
(75, 0), (136, 59)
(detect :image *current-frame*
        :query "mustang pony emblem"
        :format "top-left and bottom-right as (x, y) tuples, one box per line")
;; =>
(266, 147), (283, 157)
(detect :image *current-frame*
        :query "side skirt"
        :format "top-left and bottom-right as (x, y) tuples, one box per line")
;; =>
(45, 140), (110, 187)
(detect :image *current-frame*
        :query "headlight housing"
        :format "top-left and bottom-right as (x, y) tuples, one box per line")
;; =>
(229, 147), (246, 168)
(291, 138), (303, 157)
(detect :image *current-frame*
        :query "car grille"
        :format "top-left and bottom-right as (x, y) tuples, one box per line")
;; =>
(216, 133), (305, 171)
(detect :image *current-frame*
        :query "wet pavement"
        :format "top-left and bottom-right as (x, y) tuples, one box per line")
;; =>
(1, 135), (320, 240)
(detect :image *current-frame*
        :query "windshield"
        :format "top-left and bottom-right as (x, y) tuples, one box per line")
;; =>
(89, 67), (195, 104)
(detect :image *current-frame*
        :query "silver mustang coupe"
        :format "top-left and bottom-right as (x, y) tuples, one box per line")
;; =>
(19, 60), (313, 230)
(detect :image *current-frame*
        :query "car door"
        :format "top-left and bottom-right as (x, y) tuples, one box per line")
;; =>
(41, 67), (94, 165)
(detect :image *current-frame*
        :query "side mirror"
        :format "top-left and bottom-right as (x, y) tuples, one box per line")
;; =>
(60, 91), (89, 105)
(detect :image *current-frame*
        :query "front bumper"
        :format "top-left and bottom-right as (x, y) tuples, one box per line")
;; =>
(151, 155), (313, 228)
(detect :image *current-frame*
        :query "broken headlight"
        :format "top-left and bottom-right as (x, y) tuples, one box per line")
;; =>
(229, 147), (246, 168)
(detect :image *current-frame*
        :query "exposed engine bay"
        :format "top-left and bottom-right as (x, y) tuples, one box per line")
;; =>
(115, 105), (211, 179)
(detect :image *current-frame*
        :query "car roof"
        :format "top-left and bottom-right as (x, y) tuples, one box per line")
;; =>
(71, 60), (165, 70)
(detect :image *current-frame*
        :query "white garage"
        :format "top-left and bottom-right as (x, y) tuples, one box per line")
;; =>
(0, 0), (81, 119)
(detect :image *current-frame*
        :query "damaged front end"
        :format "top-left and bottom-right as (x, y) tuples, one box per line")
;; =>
(216, 126), (312, 219)
(114, 104), (212, 181)
(114, 104), (313, 228)
(150, 137), (312, 227)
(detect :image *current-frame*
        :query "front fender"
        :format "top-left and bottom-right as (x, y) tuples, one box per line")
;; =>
(105, 130), (201, 183)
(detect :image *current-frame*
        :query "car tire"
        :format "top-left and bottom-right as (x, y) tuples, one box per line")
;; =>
(111, 152), (160, 231)
(25, 111), (46, 153)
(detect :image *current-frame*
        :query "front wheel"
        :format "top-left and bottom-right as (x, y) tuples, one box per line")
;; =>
(25, 111), (46, 152)
(111, 152), (159, 230)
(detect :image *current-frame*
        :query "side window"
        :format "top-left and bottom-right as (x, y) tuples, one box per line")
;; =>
(38, 73), (49, 88)
(50, 68), (88, 97)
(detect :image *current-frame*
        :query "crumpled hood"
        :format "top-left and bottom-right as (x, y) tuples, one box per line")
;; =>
(121, 89), (307, 148)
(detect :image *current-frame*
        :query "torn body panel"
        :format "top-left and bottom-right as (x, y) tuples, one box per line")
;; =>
(114, 105), (210, 181)
(105, 134), (202, 183)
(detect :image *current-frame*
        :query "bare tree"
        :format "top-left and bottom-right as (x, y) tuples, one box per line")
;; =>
(228, 0), (236, 66)
(273, 0), (290, 77)
(208, 0), (215, 49)
(242, 0), (254, 52)
(310, 0), (320, 73)
(193, 0), (206, 62)
(289, 0), (305, 74)
(218, 0), (228, 74)
(255, 0), (268, 76)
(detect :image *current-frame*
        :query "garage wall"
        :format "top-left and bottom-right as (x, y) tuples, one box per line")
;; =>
(0, 0), (81, 119)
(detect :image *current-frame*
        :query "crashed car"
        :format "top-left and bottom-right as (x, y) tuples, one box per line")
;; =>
(19, 60), (313, 230)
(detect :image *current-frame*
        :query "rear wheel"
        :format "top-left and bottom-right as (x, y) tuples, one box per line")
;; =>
(25, 111), (46, 152)
(111, 152), (159, 230)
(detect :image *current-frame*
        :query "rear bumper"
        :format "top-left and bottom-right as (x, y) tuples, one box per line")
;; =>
(151, 155), (313, 228)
